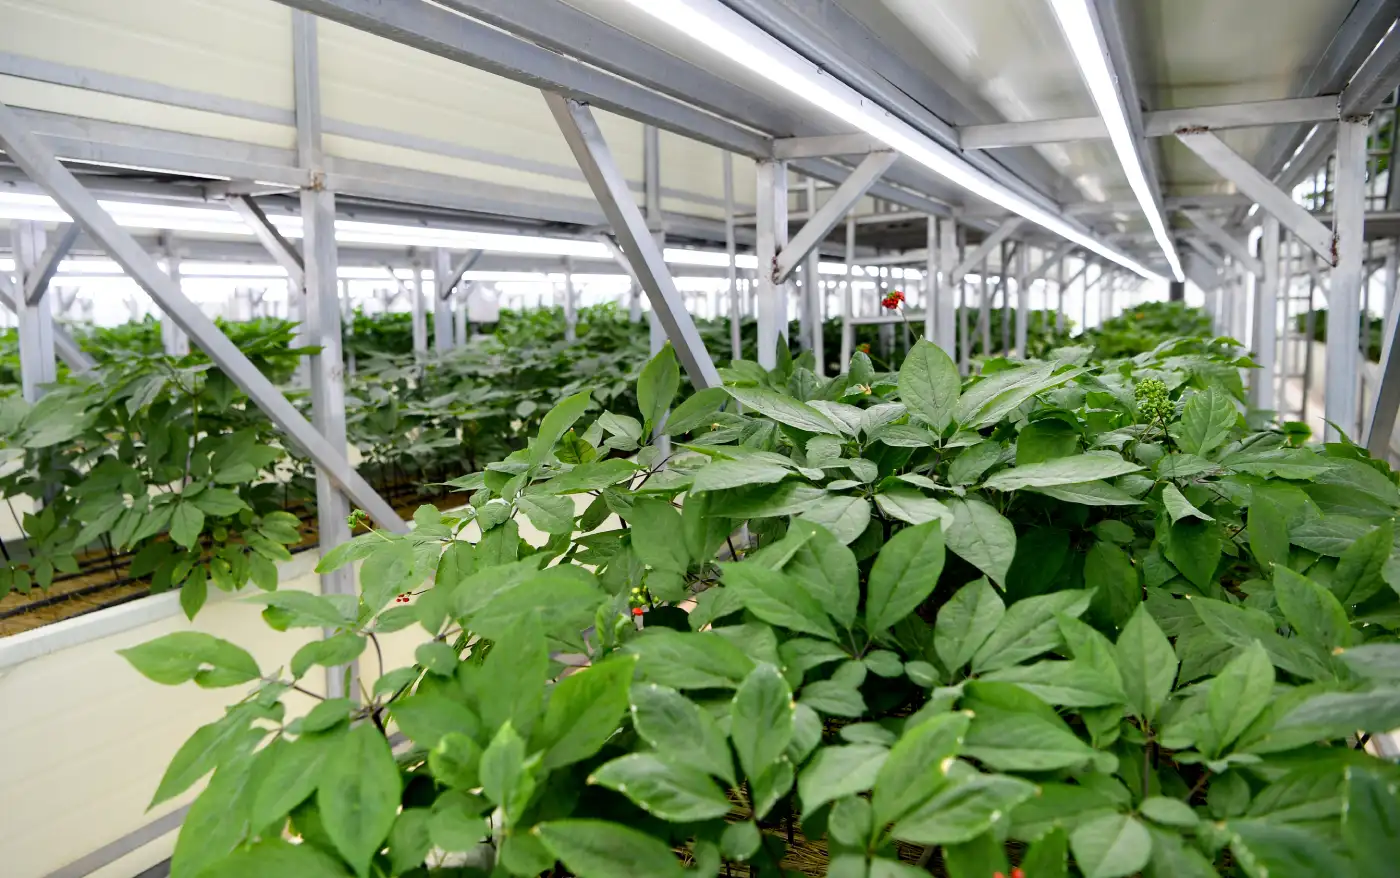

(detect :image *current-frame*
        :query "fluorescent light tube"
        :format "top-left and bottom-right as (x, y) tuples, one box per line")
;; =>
(618, 0), (1164, 282)
(1048, 0), (1183, 283)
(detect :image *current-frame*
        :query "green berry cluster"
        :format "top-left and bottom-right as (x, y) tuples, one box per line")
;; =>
(1134, 377), (1173, 424)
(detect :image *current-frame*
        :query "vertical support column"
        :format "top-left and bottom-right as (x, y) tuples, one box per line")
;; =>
(294, 9), (356, 698)
(923, 217), (936, 342)
(644, 125), (665, 357)
(410, 259), (427, 364)
(455, 283), (470, 347)
(433, 249), (453, 353)
(936, 217), (958, 357)
(723, 152), (740, 361)
(1014, 244), (1030, 357)
(1252, 215), (1280, 412)
(341, 279), (356, 377)
(1055, 258), (1067, 334)
(563, 257), (578, 343)
(959, 238), (972, 373)
(755, 159), (788, 369)
(999, 242), (1013, 354)
(1081, 265), (1094, 333)
(13, 221), (55, 402)
(840, 214), (855, 367)
(978, 256), (993, 357)
(1328, 117), (1369, 440)
(160, 236), (190, 357)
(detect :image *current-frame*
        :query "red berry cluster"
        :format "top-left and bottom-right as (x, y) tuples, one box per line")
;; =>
(881, 290), (906, 310)
(993, 869), (1026, 878)
(856, 343), (871, 354)
(395, 593), (412, 604)
(631, 607), (645, 616)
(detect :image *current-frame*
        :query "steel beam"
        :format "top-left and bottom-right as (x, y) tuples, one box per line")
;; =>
(1253, 215), (1281, 411)
(1343, 22), (1400, 116)
(410, 261), (427, 361)
(1328, 118), (1370, 441)
(0, 97), (407, 532)
(562, 256), (578, 343)
(755, 159), (788, 370)
(12, 222), (56, 402)
(1366, 281), (1400, 456)
(441, 250), (482, 301)
(159, 237), (191, 357)
(434, 248), (455, 352)
(775, 152), (897, 283)
(951, 219), (1025, 285)
(22, 222), (79, 306)
(772, 134), (887, 160)
(1014, 244), (1029, 356)
(936, 217), (958, 356)
(1021, 242), (1076, 287)
(1176, 132), (1335, 263)
(840, 214), (856, 367)
(924, 217), (937, 343)
(1181, 210), (1263, 275)
(544, 93), (720, 388)
(724, 152), (741, 361)
(1182, 234), (1227, 270)
(227, 195), (305, 287)
(269, 0), (771, 159)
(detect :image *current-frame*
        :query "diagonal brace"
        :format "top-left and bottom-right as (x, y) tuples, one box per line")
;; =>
(1181, 234), (1227, 269)
(951, 218), (1024, 284)
(23, 222), (79, 305)
(228, 195), (306, 287)
(1176, 131), (1334, 263)
(441, 250), (482, 300)
(1019, 242), (1075, 287)
(0, 97), (406, 532)
(0, 273), (94, 372)
(1181, 210), (1262, 274)
(545, 91), (720, 388)
(775, 151), (898, 283)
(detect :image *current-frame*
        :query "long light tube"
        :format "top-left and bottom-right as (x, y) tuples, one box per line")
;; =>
(616, 0), (1164, 282)
(1048, 0), (1184, 283)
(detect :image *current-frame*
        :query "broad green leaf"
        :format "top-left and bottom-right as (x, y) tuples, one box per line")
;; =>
(1070, 813), (1152, 878)
(638, 344), (680, 434)
(250, 735), (334, 833)
(1162, 483), (1213, 523)
(318, 724), (401, 877)
(725, 385), (841, 434)
(797, 744), (889, 813)
(359, 540), (419, 614)
(722, 562), (839, 641)
(749, 756), (795, 819)
(1177, 386), (1236, 456)
(730, 663), (795, 779)
(872, 711), (970, 826)
(1203, 641), (1273, 757)
(875, 486), (953, 528)
(866, 520), (946, 634)
(935, 578), (1004, 673)
(196, 839), (351, 878)
(517, 493), (575, 534)
(428, 793), (487, 852)
(529, 390), (593, 468)
(543, 458), (638, 494)
(972, 590), (1092, 673)
(1229, 818), (1353, 878)
(1332, 518), (1393, 605)
(1140, 797), (1199, 828)
(391, 691), (480, 751)
(1165, 519), (1221, 588)
(949, 440), (1005, 486)
(785, 520), (859, 630)
(630, 683), (735, 784)
(1274, 567), (1350, 650)
(1029, 480), (1144, 506)
(1144, 827), (1220, 878)
(535, 820), (685, 878)
(962, 693), (1096, 771)
(533, 655), (635, 769)
(168, 502), (204, 550)
(897, 339), (960, 430)
(168, 747), (258, 878)
(1337, 643), (1400, 679)
(891, 773), (1037, 846)
(291, 632), (366, 679)
(189, 487), (248, 517)
(1276, 688), (1400, 737)
(1017, 419), (1080, 465)
(627, 629), (755, 689)
(945, 497), (1016, 585)
(1344, 768), (1400, 875)
(1084, 541), (1140, 631)
(707, 481), (828, 518)
(480, 722), (532, 820)
(1116, 605), (1177, 725)
(628, 497), (690, 573)
(1291, 515), (1374, 556)
(245, 591), (353, 630)
(591, 753), (732, 822)
(664, 386), (729, 436)
(150, 708), (260, 807)
(982, 452), (1143, 491)
(1021, 827), (1071, 878)
(689, 458), (791, 494)
(1248, 492), (1290, 572)
(477, 614), (547, 740)
(798, 494), (872, 545)
(467, 570), (604, 644)
(119, 631), (259, 688)
(721, 820), (762, 861)
(982, 659), (1124, 708)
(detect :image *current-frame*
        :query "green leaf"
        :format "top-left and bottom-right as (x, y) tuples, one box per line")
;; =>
(1248, 492), (1291, 572)
(1229, 818), (1353, 877)
(1021, 827), (1070, 878)
(891, 773), (1037, 846)
(962, 690), (1096, 772)
(391, 691), (479, 750)
(1291, 515), (1374, 556)
(1017, 420), (1080, 465)
(428, 793), (487, 852)
(1337, 643), (1400, 679)
(250, 734), (334, 831)
(1177, 386), (1236, 456)
(627, 629), (755, 689)
(291, 632), (366, 679)
(1144, 827), (1222, 878)
(1332, 518), (1393, 604)
(664, 386), (729, 435)
(533, 655), (635, 769)
(720, 820), (761, 861)
(1084, 541), (1140, 631)
(196, 839), (351, 878)
(1070, 813), (1152, 878)
(1165, 519), (1221, 588)
(189, 487), (248, 517)
(689, 458), (792, 493)
(535, 820), (685, 878)
(982, 452), (1143, 491)
(866, 520), (946, 634)
(517, 493), (575, 534)
(530, 389), (593, 467)
(318, 724), (401, 877)
(150, 708), (260, 807)
(935, 578), (1005, 672)
(1276, 687), (1400, 737)
(428, 733), (482, 789)
(785, 520), (859, 630)
(544, 458), (638, 494)
(797, 744), (888, 813)
(1029, 480), (1144, 506)
(119, 631), (259, 688)
(725, 385), (842, 434)
(1116, 604), (1177, 724)
(875, 486), (953, 528)
(730, 663), (795, 779)
(169, 502), (205, 550)
(480, 722), (532, 820)
(1203, 641), (1273, 757)
(971, 590), (1092, 673)
(897, 339), (960, 430)
(630, 683), (735, 785)
(1344, 768), (1400, 875)
(798, 494), (873, 544)
(982, 659), (1124, 708)
(387, 809), (432, 875)
(359, 540), (418, 615)
(245, 591), (352, 630)
(722, 561), (839, 641)
(477, 613), (547, 741)
(638, 343), (680, 434)
(1162, 483), (1213, 523)
(1274, 566), (1351, 650)
(591, 753), (732, 821)
(628, 497), (690, 573)
(1140, 797), (1199, 828)
(945, 497), (1016, 585)
(872, 711), (970, 826)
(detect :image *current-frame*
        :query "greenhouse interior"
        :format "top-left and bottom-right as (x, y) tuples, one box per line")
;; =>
(5, 1), (1400, 877)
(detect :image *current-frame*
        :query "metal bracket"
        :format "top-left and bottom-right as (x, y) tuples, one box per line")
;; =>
(441, 250), (482, 300)
(227, 194), (306, 287)
(774, 151), (897, 284)
(22, 222), (79, 305)
(950, 218), (1024, 285)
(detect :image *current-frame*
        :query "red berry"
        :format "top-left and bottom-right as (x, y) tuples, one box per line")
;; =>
(1012, 870), (1025, 878)
(631, 607), (644, 616)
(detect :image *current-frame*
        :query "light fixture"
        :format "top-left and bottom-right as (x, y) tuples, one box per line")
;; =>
(616, 0), (1165, 282)
(1047, 0), (1184, 283)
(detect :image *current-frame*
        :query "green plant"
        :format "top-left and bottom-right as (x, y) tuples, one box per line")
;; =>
(1087, 302), (1215, 360)
(1296, 309), (1387, 363)
(124, 325), (1400, 877)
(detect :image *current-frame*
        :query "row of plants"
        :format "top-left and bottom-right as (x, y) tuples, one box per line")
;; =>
(1083, 302), (1216, 361)
(123, 313), (1400, 876)
(1295, 309), (1388, 364)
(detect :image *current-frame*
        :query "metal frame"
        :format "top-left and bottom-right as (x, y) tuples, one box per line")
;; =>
(1253, 215), (1281, 412)
(159, 236), (191, 357)
(754, 159), (788, 370)
(1181, 210), (1264, 275)
(950, 219), (1025, 285)
(1327, 118), (1371, 440)
(11, 221), (56, 402)
(774, 151), (898, 283)
(22, 222), (79, 306)
(433, 248), (455, 352)
(227, 195), (306, 287)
